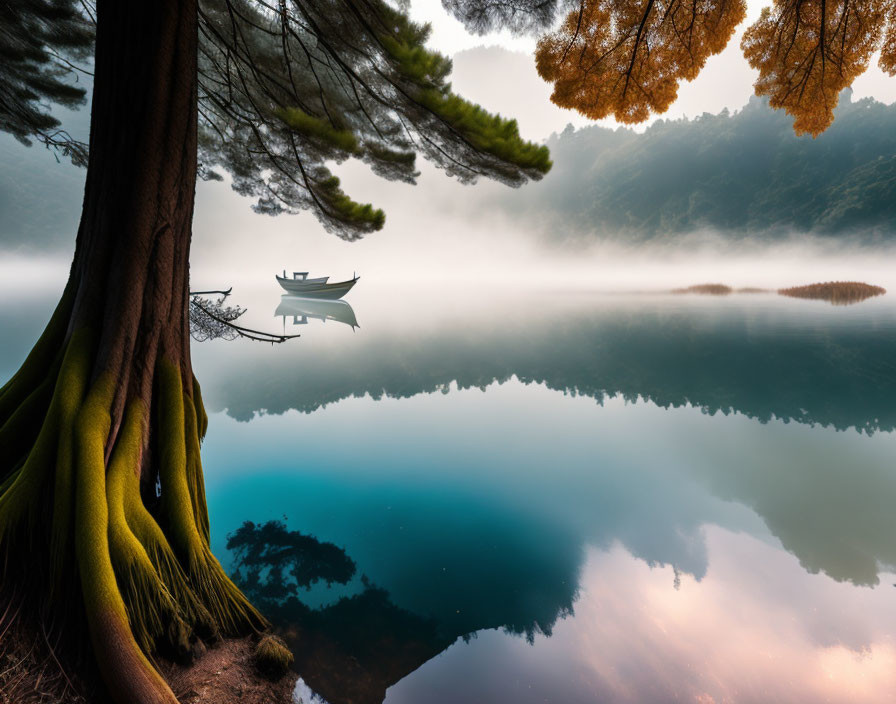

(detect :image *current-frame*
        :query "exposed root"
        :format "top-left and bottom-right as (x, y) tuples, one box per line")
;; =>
(184, 394), (211, 544)
(107, 403), (192, 658)
(0, 329), (93, 577)
(192, 375), (209, 441)
(156, 360), (267, 637)
(123, 497), (219, 644)
(0, 332), (271, 704)
(73, 366), (180, 704)
(50, 328), (94, 591)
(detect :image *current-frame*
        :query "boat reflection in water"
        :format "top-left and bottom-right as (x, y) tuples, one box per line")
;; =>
(275, 295), (359, 331)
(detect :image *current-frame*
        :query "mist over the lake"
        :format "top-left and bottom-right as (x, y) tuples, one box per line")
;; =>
(4, 83), (896, 300)
(3, 26), (896, 301)
(5, 127), (896, 299)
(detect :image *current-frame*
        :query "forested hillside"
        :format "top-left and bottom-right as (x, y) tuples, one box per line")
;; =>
(508, 91), (896, 242)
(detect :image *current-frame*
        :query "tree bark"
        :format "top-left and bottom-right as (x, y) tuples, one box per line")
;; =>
(0, 2), (277, 703)
(72, 0), (198, 430)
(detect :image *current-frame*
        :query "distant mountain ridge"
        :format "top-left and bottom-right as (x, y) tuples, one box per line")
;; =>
(507, 90), (896, 242)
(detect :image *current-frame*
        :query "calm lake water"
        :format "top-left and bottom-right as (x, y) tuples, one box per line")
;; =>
(4, 283), (896, 703)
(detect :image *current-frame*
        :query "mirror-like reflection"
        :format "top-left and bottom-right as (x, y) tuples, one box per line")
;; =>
(226, 515), (578, 704)
(275, 295), (359, 331)
(387, 535), (896, 704)
(195, 287), (896, 703)
(201, 290), (896, 433)
(227, 521), (453, 704)
(3, 285), (895, 702)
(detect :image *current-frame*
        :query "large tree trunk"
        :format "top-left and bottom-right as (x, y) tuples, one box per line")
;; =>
(0, 2), (272, 702)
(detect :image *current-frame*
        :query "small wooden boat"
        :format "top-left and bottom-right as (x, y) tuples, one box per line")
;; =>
(276, 270), (359, 299)
(275, 296), (359, 329)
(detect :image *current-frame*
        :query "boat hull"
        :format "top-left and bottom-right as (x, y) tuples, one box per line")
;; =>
(276, 276), (359, 299)
(275, 296), (359, 328)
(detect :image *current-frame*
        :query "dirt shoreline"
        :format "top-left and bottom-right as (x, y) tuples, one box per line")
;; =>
(164, 638), (297, 704)
(0, 612), (297, 704)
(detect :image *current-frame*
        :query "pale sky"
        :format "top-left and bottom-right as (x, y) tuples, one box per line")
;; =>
(408, 0), (896, 141)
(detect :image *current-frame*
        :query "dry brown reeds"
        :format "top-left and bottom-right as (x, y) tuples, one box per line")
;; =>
(0, 592), (96, 704)
(778, 281), (886, 306)
(671, 284), (733, 295)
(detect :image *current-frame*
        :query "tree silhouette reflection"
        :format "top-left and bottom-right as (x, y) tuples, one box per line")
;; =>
(228, 520), (574, 704)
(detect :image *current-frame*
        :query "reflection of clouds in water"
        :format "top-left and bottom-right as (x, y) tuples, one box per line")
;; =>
(3, 286), (894, 700)
(389, 530), (896, 704)
(206, 387), (895, 701)
(574, 533), (896, 702)
(204, 382), (896, 593)
(293, 678), (329, 704)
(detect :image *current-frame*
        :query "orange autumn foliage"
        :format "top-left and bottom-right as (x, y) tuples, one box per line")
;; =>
(882, 0), (896, 73)
(742, 0), (889, 136)
(534, 0), (896, 135)
(535, 0), (747, 124)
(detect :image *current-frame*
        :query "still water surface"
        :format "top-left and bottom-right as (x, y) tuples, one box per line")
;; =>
(5, 283), (896, 703)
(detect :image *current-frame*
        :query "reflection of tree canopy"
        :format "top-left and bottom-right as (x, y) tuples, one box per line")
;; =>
(228, 520), (356, 599)
(205, 300), (896, 433)
(227, 519), (575, 704)
(228, 520), (445, 703)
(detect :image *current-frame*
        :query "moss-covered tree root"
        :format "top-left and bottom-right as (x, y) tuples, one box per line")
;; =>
(0, 2), (300, 700)
(0, 321), (276, 704)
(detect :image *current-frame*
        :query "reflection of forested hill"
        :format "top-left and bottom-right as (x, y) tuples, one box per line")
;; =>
(505, 90), (896, 241)
(200, 299), (896, 704)
(204, 300), (896, 433)
(227, 521), (576, 704)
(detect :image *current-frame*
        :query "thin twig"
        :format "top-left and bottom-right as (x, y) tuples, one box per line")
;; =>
(189, 287), (233, 296)
(191, 299), (300, 343)
(41, 620), (75, 697)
